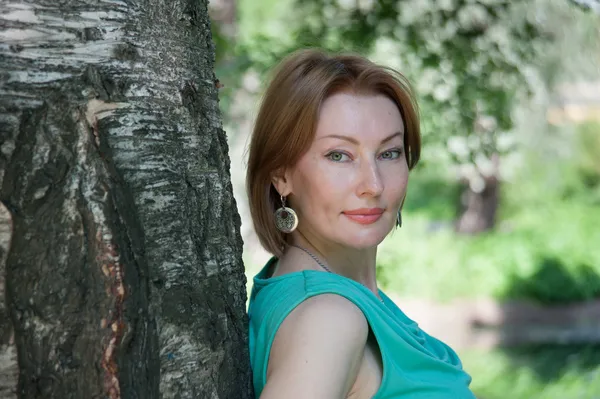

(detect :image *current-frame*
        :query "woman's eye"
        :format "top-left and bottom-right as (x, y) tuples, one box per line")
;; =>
(380, 149), (402, 160)
(326, 151), (350, 162)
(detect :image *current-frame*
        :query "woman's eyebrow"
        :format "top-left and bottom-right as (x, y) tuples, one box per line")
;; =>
(380, 131), (403, 144)
(319, 131), (404, 144)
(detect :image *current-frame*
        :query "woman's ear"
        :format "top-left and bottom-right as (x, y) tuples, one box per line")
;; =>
(271, 168), (292, 197)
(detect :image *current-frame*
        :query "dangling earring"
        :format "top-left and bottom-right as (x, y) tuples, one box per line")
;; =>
(274, 195), (298, 233)
(396, 210), (402, 228)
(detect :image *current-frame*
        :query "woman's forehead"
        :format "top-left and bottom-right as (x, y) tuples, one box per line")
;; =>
(314, 92), (405, 141)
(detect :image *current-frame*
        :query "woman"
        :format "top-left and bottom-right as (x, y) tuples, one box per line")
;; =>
(246, 49), (476, 399)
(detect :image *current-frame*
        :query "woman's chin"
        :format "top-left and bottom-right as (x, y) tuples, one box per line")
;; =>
(342, 230), (388, 249)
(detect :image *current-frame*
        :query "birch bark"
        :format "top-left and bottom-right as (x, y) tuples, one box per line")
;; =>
(0, 1), (251, 397)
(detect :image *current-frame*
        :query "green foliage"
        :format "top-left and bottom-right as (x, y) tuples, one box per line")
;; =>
(377, 190), (600, 302)
(402, 164), (462, 220)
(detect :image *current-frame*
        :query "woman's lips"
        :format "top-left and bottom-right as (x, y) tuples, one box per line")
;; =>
(343, 208), (384, 225)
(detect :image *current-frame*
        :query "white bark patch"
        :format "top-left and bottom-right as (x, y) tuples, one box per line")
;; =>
(7, 71), (73, 84)
(2, 8), (41, 24)
(0, 343), (17, 399)
(143, 180), (172, 190)
(33, 186), (49, 200)
(160, 324), (225, 397)
(85, 99), (129, 127)
(0, 28), (47, 41)
(0, 140), (15, 158)
(1, 5), (127, 66)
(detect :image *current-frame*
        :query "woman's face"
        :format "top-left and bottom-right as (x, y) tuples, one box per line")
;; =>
(278, 91), (409, 250)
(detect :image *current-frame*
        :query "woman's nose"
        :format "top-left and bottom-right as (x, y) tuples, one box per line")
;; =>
(356, 159), (383, 197)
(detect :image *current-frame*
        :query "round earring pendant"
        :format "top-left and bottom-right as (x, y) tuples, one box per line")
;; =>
(274, 206), (298, 233)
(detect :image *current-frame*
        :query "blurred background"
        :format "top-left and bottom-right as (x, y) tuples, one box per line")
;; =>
(207, 0), (600, 397)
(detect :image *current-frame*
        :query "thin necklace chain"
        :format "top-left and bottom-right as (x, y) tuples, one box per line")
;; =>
(290, 245), (333, 273)
(290, 244), (384, 303)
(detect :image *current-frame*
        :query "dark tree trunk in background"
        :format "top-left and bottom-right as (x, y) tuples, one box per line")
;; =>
(454, 108), (501, 235)
(0, 1), (252, 398)
(455, 173), (500, 235)
(455, 133), (501, 236)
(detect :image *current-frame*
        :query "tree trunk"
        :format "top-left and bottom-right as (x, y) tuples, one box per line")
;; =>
(0, 1), (252, 398)
(455, 155), (501, 235)
(0, 203), (17, 399)
(455, 174), (500, 235)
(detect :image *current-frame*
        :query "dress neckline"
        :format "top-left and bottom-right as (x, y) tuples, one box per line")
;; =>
(253, 257), (389, 305)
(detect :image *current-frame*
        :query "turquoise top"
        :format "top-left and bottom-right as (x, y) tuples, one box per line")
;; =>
(248, 258), (476, 398)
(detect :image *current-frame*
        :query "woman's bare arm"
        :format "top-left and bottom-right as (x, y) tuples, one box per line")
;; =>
(260, 294), (369, 399)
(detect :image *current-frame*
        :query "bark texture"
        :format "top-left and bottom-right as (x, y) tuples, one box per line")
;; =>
(0, 203), (17, 399)
(0, 1), (251, 398)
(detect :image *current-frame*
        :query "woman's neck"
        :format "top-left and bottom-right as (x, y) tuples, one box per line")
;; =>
(286, 236), (379, 295)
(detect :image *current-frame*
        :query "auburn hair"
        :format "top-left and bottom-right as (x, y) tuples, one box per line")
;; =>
(246, 48), (421, 256)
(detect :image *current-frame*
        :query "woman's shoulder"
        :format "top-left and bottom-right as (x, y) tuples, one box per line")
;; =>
(260, 294), (369, 398)
(277, 293), (369, 340)
(248, 261), (373, 398)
